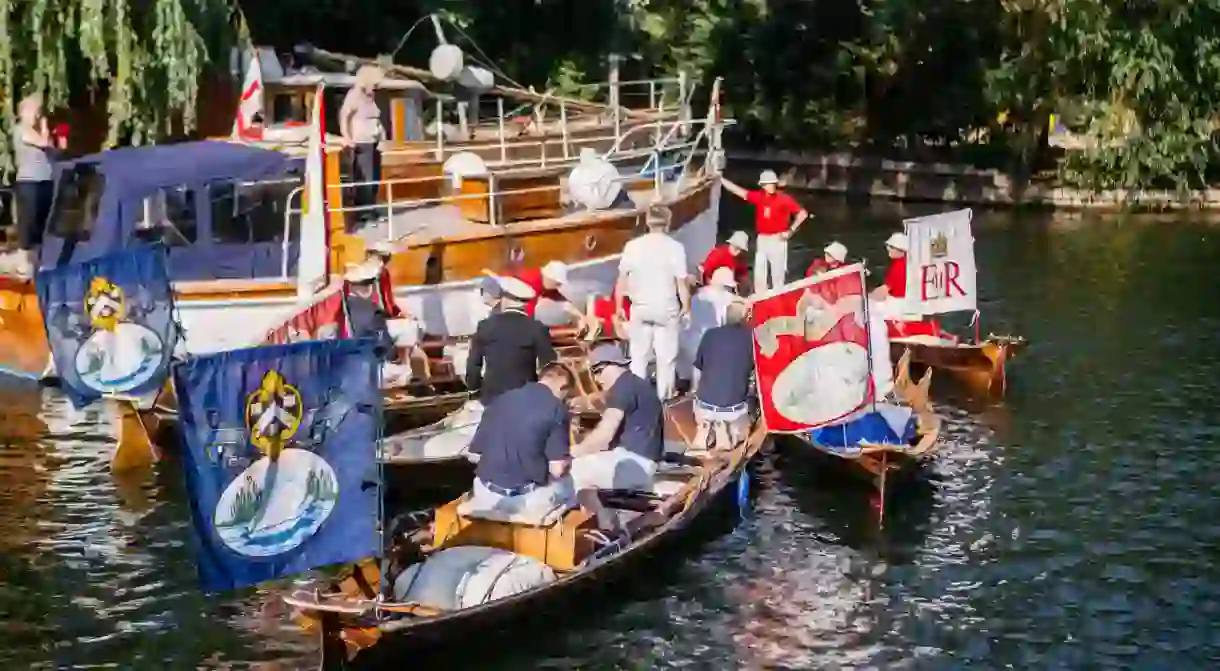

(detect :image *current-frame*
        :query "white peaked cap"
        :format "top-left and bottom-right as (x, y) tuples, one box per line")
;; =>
(345, 260), (382, 283)
(541, 260), (569, 284)
(758, 169), (779, 185)
(480, 270), (537, 301)
(824, 241), (848, 262)
(727, 230), (750, 250)
(884, 232), (909, 252)
(710, 266), (737, 288)
(369, 240), (396, 257)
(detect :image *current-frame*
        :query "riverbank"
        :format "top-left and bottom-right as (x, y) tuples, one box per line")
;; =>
(728, 149), (1220, 211)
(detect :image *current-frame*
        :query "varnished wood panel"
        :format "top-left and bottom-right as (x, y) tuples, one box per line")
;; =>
(0, 281), (48, 378)
(446, 172), (562, 224)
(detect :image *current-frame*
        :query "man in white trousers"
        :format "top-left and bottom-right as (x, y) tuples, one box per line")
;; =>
(721, 169), (810, 292)
(616, 205), (691, 400)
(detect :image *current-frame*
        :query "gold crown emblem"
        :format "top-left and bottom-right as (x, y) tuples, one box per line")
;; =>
(245, 370), (303, 459)
(84, 276), (125, 331)
(929, 233), (949, 258)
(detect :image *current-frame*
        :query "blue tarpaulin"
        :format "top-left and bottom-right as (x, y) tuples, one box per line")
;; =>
(35, 244), (179, 409)
(809, 409), (917, 452)
(173, 338), (382, 592)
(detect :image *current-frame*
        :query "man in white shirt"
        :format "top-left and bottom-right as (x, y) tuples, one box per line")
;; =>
(615, 205), (691, 400)
(678, 266), (740, 381)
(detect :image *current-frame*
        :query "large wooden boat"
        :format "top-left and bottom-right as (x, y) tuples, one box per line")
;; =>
(888, 332), (1025, 395)
(283, 397), (765, 666)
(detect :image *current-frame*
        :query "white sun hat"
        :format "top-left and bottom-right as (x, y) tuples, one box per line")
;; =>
(345, 260), (382, 283)
(727, 230), (750, 250)
(709, 266), (737, 289)
(758, 169), (779, 185)
(541, 260), (569, 285)
(369, 240), (397, 257)
(884, 232), (909, 252)
(823, 241), (848, 262)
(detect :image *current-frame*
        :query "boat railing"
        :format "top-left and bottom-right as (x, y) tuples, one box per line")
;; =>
(281, 121), (717, 253)
(388, 73), (695, 170)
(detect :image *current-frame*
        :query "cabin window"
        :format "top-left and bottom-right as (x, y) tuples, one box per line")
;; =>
(47, 163), (104, 240)
(208, 178), (301, 244)
(136, 186), (198, 247)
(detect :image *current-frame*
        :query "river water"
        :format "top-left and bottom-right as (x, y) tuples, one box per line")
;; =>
(4, 194), (1220, 669)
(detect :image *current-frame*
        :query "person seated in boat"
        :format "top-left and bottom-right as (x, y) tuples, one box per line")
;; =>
(868, 232), (952, 341)
(806, 241), (848, 277)
(584, 283), (631, 341)
(344, 261), (412, 387)
(365, 241), (432, 381)
(512, 261), (586, 327)
(678, 266), (741, 382)
(465, 362), (576, 517)
(698, 230), (750, 288)
(692, 300), (754, 451)
(466, 274), (558, 405)
(569, 343), (664, 531)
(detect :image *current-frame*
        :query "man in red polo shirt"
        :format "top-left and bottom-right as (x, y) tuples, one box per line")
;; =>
(869, 232), (948, 340)
(699, 230), (750, 288)
(585, 284), (631, 340)
(806, 241), (848, 277)
(512, 260), (586, 326)
(721, 170), (809, 292)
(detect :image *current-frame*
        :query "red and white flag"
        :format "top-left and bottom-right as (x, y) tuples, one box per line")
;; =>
(750, 264), (874, 433)
(232, 53), (264, 141)
(264, 288), (350, 345)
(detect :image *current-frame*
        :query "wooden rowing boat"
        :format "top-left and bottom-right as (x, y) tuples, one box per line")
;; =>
(283, 396), (765, 666)
(889, 333), (1026, 396)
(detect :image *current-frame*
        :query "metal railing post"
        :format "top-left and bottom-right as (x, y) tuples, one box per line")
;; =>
(435, 98), (445, 160)
(387, 181), (395, 239)
(489, 172), (498, 227)
(560, 100), (570, 160)
(653, 150), (661, 199)
(541, 135), (547, 169)
(497, 97), (507, 164)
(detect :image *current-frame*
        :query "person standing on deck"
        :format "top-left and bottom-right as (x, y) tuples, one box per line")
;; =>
(617, 205), (691, 401)
(364, 241), (431, 382)
(806, 241), (848, 277)
(509, 261), (587, 327)
(10, 94), (57, 276)
(720, 170), (810, 292)
(692, 300), (755, 451)
(466, 275), (558, 405)
(344, 261), (413, 387)
(464, 363), (575, 518)
(340, 66), (386, 227)
(698, 230), (751, 288)
(869, 232), (951, 340)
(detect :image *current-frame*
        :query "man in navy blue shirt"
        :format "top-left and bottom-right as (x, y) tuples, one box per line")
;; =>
(466, 274), (558, 405)
(693, 300), (754, 451)
(570, 343), (664, 530)
(466, 362), (575, 517)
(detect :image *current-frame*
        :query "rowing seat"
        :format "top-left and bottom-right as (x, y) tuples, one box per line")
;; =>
(434, 494), (595, 570)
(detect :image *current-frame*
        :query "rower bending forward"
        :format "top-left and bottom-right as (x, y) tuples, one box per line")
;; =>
(721, 170), (809, 292)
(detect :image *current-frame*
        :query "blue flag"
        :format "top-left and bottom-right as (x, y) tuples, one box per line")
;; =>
(35, 245), (179, 409)
(173, 339), (382, 592)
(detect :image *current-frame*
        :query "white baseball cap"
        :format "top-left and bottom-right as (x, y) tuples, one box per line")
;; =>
(884, 232), (909, 252)
(709, 266), (737, 289)
(541, 260), (569, 285)
(823, 241), (848, 262)
(758, 169), (779, 185)
(727, 230), (750, 250)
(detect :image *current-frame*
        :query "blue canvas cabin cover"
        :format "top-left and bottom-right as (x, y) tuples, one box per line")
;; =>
(40, 140), (305, 282)
(809, 406), (918, 453)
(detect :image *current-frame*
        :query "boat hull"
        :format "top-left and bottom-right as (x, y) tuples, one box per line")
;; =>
(889, 336), (1025, 396)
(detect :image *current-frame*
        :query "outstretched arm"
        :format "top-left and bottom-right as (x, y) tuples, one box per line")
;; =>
(720, 177), (750, 200)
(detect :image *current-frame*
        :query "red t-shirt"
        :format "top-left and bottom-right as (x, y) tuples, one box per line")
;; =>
(700, 245), (747, 284)
(745, 189), (802, 236)
(805, 258), (843, 278)
(883, 257), (907, 298)
(515, 267), (566, 317)
(592, 286), (631, 335)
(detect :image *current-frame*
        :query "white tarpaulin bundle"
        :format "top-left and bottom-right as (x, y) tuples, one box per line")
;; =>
(391, 546), (556, 609)
(903, 208), (977, 317)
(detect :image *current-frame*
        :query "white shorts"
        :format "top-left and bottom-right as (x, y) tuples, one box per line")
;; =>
(386, 317), (422, 348)
(570, 447), (657, 492)
(468, 477), (573, 519)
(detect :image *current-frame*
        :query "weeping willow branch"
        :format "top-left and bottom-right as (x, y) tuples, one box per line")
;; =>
(0, 0), (236, 177)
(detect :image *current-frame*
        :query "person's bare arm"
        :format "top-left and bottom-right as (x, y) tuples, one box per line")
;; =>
(614, 273), (629, 321)
(548, 459), (570, 479)
(677, 277), (692, 318)
(338, 94), (356, 146)
(720, 177), (749, 200)
(571, 408), (624, 457)
(788, 208), (810, 235)
(870, 285), (891, 300)
(20, 121), (50, 148)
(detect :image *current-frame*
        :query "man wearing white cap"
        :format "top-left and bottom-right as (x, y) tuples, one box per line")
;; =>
(698, 230), (751, 288)
(870, 231), (944, 338)
(806, 241), (848, 278)
(466, 274), (558, 405)
(616, 205), (691, 400)
(679, 266), (740, 381)
(345, 260), (413, 387)
(364, 241), (432, 381)
(721, 170), (809, 292)
(511, 260), (586, 327)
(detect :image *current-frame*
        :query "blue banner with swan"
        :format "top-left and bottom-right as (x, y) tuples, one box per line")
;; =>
(35, 244), (178, 409)
(173, 338), (382, 592)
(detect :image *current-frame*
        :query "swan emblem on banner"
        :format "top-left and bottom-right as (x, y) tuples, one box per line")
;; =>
(73, 276), (165, 394)
(214, 370), (339, 558)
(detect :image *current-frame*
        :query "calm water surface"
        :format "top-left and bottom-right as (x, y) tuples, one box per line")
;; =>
(4, 194), (1220, 669)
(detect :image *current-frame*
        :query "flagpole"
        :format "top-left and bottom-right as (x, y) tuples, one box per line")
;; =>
(859, 263), (877, 412)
